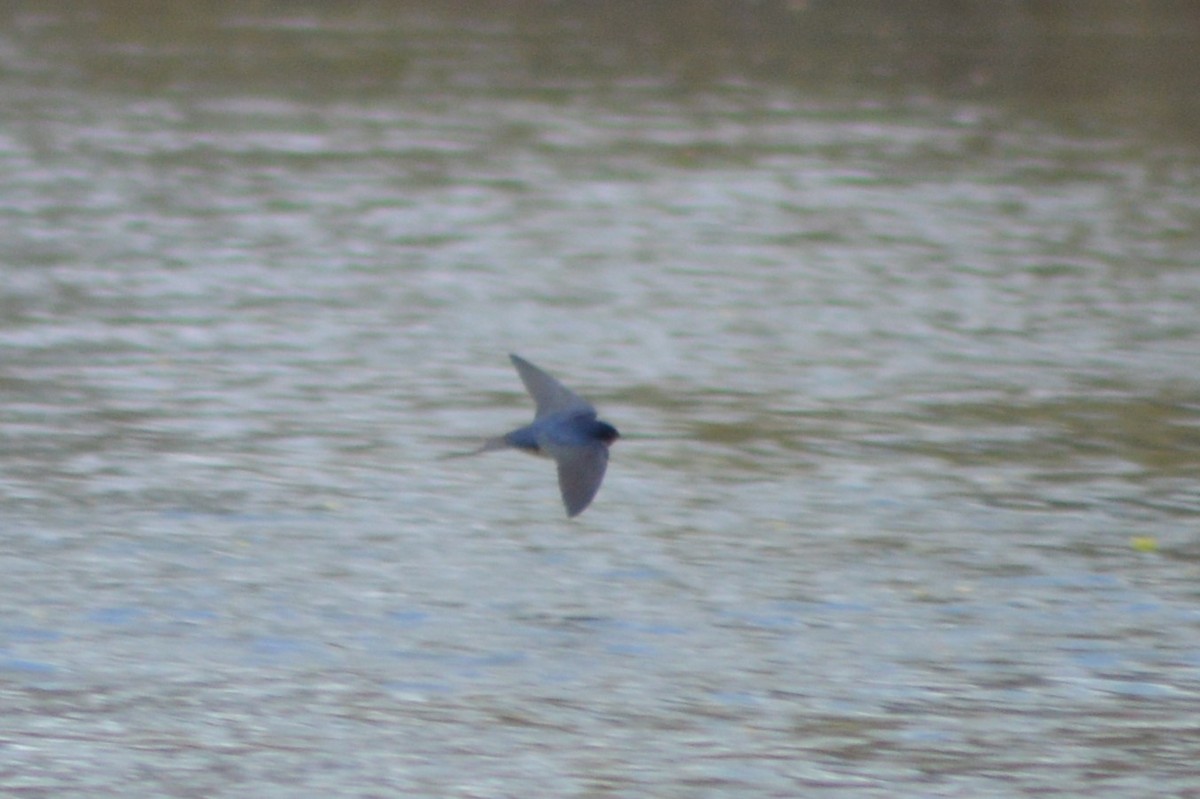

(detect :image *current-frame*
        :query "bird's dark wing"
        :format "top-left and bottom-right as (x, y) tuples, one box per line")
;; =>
(552, 443), (609, 517)
(510, 354), (592, 419)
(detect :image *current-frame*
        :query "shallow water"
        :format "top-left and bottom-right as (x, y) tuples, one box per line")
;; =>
(2, 3), (1199, 797)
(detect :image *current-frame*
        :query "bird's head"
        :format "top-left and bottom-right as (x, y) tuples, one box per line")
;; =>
(593, 420), (620, 445)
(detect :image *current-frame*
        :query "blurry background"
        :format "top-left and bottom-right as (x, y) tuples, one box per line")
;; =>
(2, 2), (1198, 796)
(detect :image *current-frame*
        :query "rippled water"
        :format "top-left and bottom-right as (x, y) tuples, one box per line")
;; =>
(2, 4), (1199, 797)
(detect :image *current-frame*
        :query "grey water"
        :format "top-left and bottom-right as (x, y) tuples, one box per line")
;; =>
(2, 3), (1199, 796)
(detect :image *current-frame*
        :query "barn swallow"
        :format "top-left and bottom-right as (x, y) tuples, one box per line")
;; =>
(450, 354), (619, 517)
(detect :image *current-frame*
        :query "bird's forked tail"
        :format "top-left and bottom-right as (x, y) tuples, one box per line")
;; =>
(439, 436), (509, 460)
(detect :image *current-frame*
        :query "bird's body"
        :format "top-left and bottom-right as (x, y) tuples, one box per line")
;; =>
(452, 354), (619, 517)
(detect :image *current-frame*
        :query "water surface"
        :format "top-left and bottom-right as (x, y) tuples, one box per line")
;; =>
(2, 3), (1199, 797)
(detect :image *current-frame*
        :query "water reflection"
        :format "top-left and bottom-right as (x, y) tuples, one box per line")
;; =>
(9, 1), (1200, 138)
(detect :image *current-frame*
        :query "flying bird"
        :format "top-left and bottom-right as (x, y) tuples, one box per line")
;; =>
(450, 354), (619, 517)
